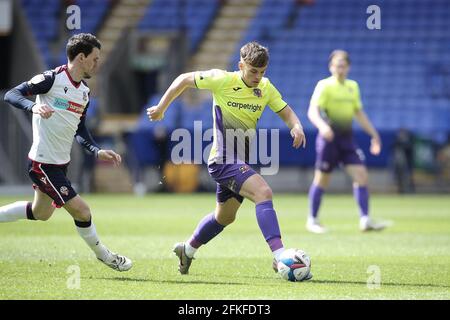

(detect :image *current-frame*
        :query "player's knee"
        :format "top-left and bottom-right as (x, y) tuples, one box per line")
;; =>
(32, 209), (52, 221)
(77, 209), (92, 222)
(71, 204), (92, 222)
(215, 210), (236, 226)
(222, 214), (236, 226)
(314, 173), (330, 188)
(257, 186), (273, 202)
(355, 169), (368, 185)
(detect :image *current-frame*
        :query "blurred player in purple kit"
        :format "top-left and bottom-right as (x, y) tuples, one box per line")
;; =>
(0, 33), (132, 271)
(148, 41), (311, 278)
(307, 50), (389, 233)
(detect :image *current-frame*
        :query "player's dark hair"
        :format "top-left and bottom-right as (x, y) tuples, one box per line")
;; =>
(329, 50), (351, 65)
(66, 33), (101, 62)
(240, 41), (269, 68)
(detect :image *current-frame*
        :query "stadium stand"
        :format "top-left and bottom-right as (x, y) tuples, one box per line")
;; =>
(138, 0), (220, 53)
(21, 0), (110, 68)
(233, 0), (450, 144)
(18, 0), (450, 169)
(21, 0), (61, 67)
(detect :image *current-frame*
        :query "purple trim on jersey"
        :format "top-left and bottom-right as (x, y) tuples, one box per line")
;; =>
(275, 104), (288, 113)
(315, 133), (365, 173)
(214, 105), (225, 162)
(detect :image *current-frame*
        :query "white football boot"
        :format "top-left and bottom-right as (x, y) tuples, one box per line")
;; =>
(173, 242), (194, 275)
(360, 216), (389, 232)
(97, 249), (133, 272)
(306, 218), (328, 234)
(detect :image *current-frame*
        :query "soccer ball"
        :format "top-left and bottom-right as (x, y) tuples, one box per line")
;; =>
(277, 248), (311, 282)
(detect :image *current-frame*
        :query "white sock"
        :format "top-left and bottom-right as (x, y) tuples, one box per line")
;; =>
(273, 248), (285, 262)
(360, 215), (370, 225)
(307, 216), (319, 224)
(76, 221), (111, 261)
(0, 201), (29, 222)
(184, 242), (197, 258)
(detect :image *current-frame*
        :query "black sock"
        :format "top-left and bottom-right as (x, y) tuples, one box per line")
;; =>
(26, 202), (36, 220)
(74, 219), (92, 228)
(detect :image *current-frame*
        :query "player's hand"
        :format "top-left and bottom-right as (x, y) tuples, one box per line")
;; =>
(98, 149), (122, 166)
(370, 137), (382, 156)
(32, 104), (54, 119)
(320, 126), (334, 142)
(291, 126), (306, 149)
(147, 106), (165, 121)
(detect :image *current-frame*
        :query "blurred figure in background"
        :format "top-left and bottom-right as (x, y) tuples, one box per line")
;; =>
(307, 50), (389, 233)
(392, 128), (415, 194)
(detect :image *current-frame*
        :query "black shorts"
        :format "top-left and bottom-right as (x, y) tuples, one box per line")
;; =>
(28, 159), (77, 208)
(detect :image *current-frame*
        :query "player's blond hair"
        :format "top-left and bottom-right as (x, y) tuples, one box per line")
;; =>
(240, 41), (269, 68)
(329, 50), (351, 65)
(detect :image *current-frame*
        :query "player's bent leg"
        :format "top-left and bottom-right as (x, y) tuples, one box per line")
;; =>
(345, 165), (387, 232)
(307, 170), (331, 234)
(239, 174), (272, 203)
(64, 195), (92, 222)
(31, 189), (56, 221)
(239, 174), (285, 270)
(0, 201), (33, 222)
(0, 189), (53, 223)
(215, 197), (241, 226)
(174, 198), (241, 275)
(64, 196), (132, 271)
(346, 165), (368, 187)
(312, 169), (331, 189)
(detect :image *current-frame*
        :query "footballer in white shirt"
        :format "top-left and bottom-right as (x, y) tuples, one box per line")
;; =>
(1, 33), (132, 272)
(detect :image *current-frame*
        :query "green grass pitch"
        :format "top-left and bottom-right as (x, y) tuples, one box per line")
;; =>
(0, 193), (449, 299)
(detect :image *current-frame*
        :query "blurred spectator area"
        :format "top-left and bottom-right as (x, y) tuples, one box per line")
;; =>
(21, 0), (111, 68)
(9, 0), (450, 190)
(138, 0), (220, 53)
(128, 0), (450, 170)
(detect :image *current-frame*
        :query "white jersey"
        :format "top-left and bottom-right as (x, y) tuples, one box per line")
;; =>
(28, 65), (90, 164)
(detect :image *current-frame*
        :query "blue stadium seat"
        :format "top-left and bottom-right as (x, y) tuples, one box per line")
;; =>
(227, 0), (450, 147)
(22, 0), (110, 68)
(138, 0), (220, 52)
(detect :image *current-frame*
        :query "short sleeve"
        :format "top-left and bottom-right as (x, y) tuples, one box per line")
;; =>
(310, 80), (328, 109)
(353, 82), (363, 111)
(267, 81), (288, 113)
(194, 69), (228, 92)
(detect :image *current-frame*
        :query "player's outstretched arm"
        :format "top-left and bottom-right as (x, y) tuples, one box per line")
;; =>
(277, 105), (306, 149)
(354, 110), (382, 155)
(4, 72), (55, 118)
(147, 72), (196, 121)
(307, 104), (334, 141)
